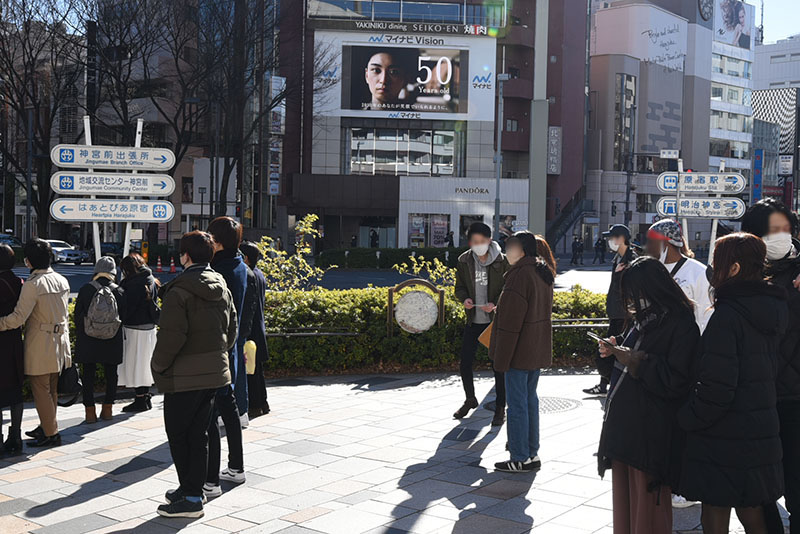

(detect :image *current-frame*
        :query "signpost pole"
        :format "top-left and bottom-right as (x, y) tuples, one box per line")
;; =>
(677, 158), (688, 244)
(123, 119), (144, 258)
(708, 160), (726, 264)
(83, 116), (102, 264)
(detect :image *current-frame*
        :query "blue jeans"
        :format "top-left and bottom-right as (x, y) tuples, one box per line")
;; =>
(505, 368), (541, 462)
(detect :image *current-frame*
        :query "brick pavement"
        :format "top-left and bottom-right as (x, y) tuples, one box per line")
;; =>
(0, 372), (788, 533)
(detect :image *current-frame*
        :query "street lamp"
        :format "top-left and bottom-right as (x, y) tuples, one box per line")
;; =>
(494, 73), (511, 239)
(199, 186), (207, 227)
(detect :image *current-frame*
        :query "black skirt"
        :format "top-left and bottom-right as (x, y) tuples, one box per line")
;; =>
(0, 386), (23, 408)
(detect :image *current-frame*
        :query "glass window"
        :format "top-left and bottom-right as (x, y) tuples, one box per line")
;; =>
(373, 0), (400, 20)
(712, 54), (752, 80)
(348, 126), (461, 177)
(710, 110), (752, 133)
(710, 139), (751, 160)
(408, 213), (450, 248)
(614, 73), (636, 171)
(402, 2), (461, 23)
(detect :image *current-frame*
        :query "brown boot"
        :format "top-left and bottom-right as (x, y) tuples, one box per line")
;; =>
(100, 404), (113, 421)
(85, 406), (97, 424)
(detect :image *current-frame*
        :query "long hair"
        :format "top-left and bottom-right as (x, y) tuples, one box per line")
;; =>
(620, 256), (695, 323)
(505, 231), (554, 286)
(121, 253), (146, 279)
(535, 235), (557, 277)
(710, 232), (766, 293)
(721, 0), (744, 31)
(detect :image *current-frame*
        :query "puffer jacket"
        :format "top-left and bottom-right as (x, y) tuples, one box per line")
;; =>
(0, 268), (71, 376)
(151, 264), (237, 393)
(765, 249), (800, 402)
(678, 280), (788, 507)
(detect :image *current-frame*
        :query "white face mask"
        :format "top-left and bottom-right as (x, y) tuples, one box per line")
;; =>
(471, 243), (490, 256)
(763, 232), (793, 261)
(608, 239), (620, 252)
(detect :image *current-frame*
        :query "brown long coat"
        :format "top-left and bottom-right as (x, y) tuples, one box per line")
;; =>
(489, 256), (554, 373)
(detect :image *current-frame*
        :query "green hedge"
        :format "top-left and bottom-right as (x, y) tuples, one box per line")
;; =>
(317, 247), (468, 269)
(264, 285), (607, 372)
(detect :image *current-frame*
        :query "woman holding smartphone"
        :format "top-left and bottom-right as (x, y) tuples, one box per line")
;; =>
(597, 257), (700, 534)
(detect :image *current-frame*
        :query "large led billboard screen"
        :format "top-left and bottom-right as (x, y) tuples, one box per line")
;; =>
(315, 31), (496, 121)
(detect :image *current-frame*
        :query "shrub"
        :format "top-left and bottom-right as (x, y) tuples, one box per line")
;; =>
(317, 247), (468, 269)
(264, 285), (607, 373)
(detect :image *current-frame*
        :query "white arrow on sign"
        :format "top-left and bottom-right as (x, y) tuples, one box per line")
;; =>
(656, 172), (747, 194)
(50, 199), (175, 223)
(657, 197), (746, 219)
(51, 172), (175, 197)
(50, 144), (175, 171)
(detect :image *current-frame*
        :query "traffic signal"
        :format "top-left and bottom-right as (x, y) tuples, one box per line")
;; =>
(611, 203), (617, 216)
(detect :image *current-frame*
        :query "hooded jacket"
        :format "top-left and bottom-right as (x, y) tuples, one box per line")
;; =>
(678, 280), (788, 507)
(151, 264), (237, 394)
(489, 256), (554, 372)
(454, 242), (508, 325)
(765, 243), (800, 402)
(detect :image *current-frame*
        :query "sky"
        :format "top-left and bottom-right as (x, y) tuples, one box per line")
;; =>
(757, 0), (800, 43)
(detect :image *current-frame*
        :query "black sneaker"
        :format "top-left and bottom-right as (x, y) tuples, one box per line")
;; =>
(28, 433), (61, 448)
(25, 426), (44, 439)
(582, 384), (608, 396)
(157, 497), (204, 518)
(165, 488), (207, 505)
(495, 457), (540, 473)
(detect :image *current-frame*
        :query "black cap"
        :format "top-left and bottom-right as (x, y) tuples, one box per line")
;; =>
(602, 224), (631, 239)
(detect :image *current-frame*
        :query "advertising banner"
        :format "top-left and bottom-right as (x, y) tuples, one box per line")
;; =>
(713, 0), (755, 50)
(315, 30), (496, 121)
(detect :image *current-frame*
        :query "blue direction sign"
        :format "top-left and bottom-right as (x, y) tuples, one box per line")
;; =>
(50, 199), (175, 223)
(657, 197), (746, 219)
(50, 144), (175, 171)
(656, 172), (746, 193)
(51, 172), (175, 196)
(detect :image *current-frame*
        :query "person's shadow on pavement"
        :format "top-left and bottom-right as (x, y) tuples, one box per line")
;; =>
(382, 391), (538, 533)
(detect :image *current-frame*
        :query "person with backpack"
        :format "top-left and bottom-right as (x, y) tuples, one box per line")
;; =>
(118, 253), (160, 413)
(73, 256), (125, 423)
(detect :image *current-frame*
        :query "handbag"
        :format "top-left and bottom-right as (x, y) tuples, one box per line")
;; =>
(478, 322), (494, 349)
(57, 364), (82, 407)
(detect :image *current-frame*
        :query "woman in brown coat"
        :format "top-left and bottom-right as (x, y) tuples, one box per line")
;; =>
(490, 231), (555, 473)
(0, 245), (24, 454)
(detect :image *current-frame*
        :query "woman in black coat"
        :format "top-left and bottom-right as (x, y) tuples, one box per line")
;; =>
(597, 257), (700, 534)
(74, 256), (125, 423)
(0, 245), (24, 454)
(679, 233), (788, 534)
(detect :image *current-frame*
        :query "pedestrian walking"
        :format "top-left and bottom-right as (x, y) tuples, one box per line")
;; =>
(152, 231), (237, 518)
(584, 225), (637, 396)
(240, 241), (270, 418)
(597, 257), (700, 533)
(593, 237), (606, 264)
(206, 217), (248, 494)
(74, 256), (125, 423)
(679, 232), (787, 534)
(0, 239), (70, 448)
(0, 245), (24, 455)
(742, 199), (800, 534)
(570, 236), (580, 265)
(453, 222), (508, 425)
(118, 253), (160, 413)
(577, 237), (584, 265)
(446, 230), (455, 248)
(490, 231), (554, 472)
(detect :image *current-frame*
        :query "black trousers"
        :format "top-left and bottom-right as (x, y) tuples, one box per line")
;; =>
(207, 385), (244, 484)
(460, 322), (506, 410)
(593, 250), (605, 264)
(81, 363), (118, 406)
(247, 368), (268, 414)
(765, 400), (800, 534)
(164, 389), (215, 498)
(596, 318), (625, 387)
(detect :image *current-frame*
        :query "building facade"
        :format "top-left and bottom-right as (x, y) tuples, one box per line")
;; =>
(277, 0), (588, 250)
(751, 88), (800, 208)
(754, 34), (800, 90)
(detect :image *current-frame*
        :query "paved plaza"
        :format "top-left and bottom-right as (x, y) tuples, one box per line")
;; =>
(0, 372), (785, 534)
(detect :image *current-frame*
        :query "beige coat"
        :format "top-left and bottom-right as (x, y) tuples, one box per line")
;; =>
(0, 268), (71, 376)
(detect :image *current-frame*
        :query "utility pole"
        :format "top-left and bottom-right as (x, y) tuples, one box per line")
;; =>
(494, 73), (510, 239)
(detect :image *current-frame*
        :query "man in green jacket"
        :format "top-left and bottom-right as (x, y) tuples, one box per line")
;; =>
(454, 222), (509, 425)
(152, 231), (238, 519)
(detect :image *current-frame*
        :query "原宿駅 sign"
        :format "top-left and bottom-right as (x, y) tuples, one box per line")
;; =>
(50, 144), (175, 171)
(656, 172), (746, 194)
(50, 199), (175, 223)
(51, 172), (175, 196)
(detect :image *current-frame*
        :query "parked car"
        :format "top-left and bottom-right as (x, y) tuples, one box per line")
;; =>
(45, 240), (84, 264)
(0, 234), (23, 248)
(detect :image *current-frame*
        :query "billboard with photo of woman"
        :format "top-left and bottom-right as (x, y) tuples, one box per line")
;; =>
(713, 0), (755, 50)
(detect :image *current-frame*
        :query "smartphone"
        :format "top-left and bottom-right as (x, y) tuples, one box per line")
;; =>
(587, 331), (615, 347)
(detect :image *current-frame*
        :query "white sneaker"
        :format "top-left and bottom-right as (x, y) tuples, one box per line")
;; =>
(219, 468), (246, 484)
(203, 483), (222, 499)
(671, 494), (696, 509)
(240, 413), (249, 429)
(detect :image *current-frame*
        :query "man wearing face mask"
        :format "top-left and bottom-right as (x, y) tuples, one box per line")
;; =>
(741, 199), (800, 534)
(454, 222), (509, 425)
(584, 225), (637, 396)
(645, 219), (713, 333)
